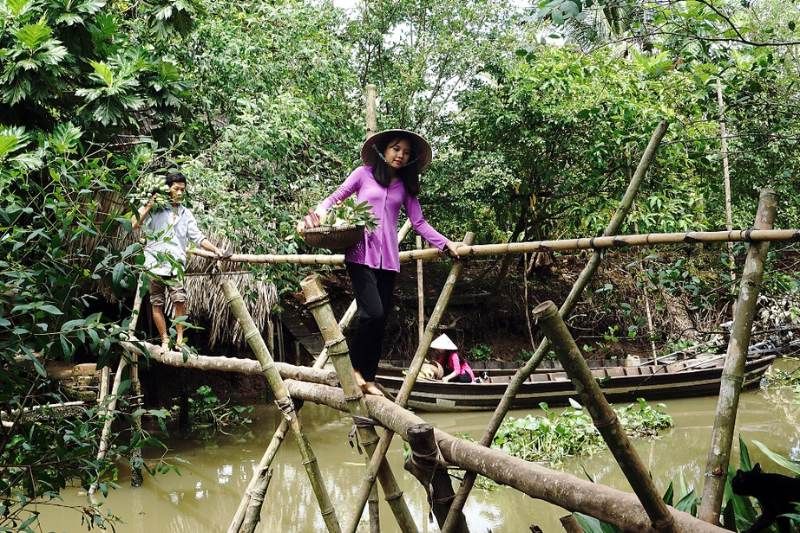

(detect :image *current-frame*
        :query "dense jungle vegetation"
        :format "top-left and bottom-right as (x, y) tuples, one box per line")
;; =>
(2, 0), (800, 529)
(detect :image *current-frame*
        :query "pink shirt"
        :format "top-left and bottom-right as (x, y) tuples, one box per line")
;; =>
(438, 351), (475, 382)
(319, 166), (448, 272)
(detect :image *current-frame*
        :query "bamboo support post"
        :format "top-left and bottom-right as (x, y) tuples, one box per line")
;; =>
(533, 300), (677, 532)
(90, 278), (145, 496)
(128, 278), (145, 487)
(222, 280), (341, 533)
(404, 424), (469, 532)
(441, 120), (669, 532)
(698, 189), (777, 524)
(227, 221), (412, 533)
(345, 232), (475, 532)
(416, 236), (425, 342)
(301, 274), (417, 533)
(239, 467), (272, 533)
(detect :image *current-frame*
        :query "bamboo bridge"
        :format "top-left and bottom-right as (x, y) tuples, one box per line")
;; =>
(85, 102), (800, 533)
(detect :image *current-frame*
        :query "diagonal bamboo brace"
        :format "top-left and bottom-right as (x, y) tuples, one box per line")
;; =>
(343, 232), (475, 533)
(533, 300), (676, 532)
(222, 280), (341, 533)
(302, 275), (418, 533)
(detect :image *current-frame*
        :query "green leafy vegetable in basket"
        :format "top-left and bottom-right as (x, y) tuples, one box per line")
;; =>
(323, 198), (378, 231)
(130, 173), (171, 211)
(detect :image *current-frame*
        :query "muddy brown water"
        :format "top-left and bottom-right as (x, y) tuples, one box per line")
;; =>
(37, 359), (799, 532)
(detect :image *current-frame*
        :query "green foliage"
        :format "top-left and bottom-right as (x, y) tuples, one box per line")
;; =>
(468, 343), (493, 362)
(323, 198), (378, 231)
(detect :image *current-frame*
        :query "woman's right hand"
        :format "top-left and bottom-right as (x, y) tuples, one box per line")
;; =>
(296, 211), (322, 232)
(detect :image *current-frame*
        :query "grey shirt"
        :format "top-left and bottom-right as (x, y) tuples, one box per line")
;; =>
(143, 205), (206, 276)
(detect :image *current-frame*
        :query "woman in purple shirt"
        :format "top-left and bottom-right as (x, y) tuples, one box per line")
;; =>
(300, 129), (459, 395)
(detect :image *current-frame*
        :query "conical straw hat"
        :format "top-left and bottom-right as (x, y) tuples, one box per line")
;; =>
(430, 333), (457, 351)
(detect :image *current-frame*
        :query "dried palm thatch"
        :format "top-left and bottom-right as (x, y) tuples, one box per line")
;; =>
(182, 239), (278, 349)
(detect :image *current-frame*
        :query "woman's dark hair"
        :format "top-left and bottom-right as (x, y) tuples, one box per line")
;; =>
(371, 135), (420, 197)
(165, 171), (187, 186)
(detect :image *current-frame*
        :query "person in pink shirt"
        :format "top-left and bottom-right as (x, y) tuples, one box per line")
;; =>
(299, 129), (460, 395)
(430, 333), (475, 383)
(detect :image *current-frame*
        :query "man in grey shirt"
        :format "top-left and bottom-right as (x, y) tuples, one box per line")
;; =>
(132, 171), (228, 350)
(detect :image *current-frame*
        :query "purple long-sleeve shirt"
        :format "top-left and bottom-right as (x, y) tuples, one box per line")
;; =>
(317, 165), (449, 272)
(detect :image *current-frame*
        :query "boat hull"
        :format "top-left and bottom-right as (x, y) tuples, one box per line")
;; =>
(375, 355), (776, 412)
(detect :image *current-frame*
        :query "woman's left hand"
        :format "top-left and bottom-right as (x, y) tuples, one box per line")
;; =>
(444, 240), (463, 258)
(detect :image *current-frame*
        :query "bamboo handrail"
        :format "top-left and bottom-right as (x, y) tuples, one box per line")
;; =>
(534, 300), (677, 532)
(698, 189), (777, 524)
(190, 228), (800, 265)
(344, 232), (475, 533)
(222, 280), (341, 533)
(441, 120), (669, 531)
(302, 275), (418, 533)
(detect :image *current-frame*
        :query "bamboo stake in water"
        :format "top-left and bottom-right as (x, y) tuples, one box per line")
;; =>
(302, 275), (418, 533)
(222, 281), (341, 533)
(227, 221), (412, 533)
(416, 236), (425, 343)
(344, 232), (474, 533)
(698, 189), (777, 524)
(441, 120), (669, 532)
(90, 278), (145, 496)
(533, 300), (677, 532)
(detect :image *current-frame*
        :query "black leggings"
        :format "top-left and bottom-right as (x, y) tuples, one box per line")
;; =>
(347, 263), (397, 381)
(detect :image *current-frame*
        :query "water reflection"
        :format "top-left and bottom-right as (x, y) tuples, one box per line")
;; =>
(36, 359), (799, 532)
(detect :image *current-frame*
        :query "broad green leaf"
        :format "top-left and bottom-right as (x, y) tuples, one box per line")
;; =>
(16, 21), (52, 49)
(752, 440), (800, 475)
(738, 435), (752, 471)
(90, 60), (114, 86)
(37, 304), (63, 315)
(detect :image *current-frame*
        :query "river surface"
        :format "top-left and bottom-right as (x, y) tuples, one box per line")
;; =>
(38, 359), (799, 532)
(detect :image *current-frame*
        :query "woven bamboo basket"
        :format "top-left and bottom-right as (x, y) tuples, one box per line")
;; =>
(300, 225), (364, 251)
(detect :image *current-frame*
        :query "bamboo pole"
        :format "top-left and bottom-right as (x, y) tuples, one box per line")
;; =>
(716, 79), (735, 280)
(416, 236), (425, 343)
(284, 379), (729, 533)
(302, 275), (418, 533)
(190, 228), (800, 265)
(221, 280), (341, 533)
(441, 120), (669, 532)
(240, 467), (272, 533)
(344, 232), (475, 533)
(698, 189), (777, 524)
(89, 279), (145, 496)
(129, 278), (145, 487)
(227, 220), (411, 533)
(533, 300), (677, 532)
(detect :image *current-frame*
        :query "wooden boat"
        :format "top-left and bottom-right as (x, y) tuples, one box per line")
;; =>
(375, 353), (777, 412)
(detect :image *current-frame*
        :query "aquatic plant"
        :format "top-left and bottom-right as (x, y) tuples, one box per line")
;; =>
(183, 385), (254, 439)
(492, 399), (673, 466)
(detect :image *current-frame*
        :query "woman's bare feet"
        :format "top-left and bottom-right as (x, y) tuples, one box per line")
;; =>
(353, 370), (366, 387)
(361, 382), (384, 396)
